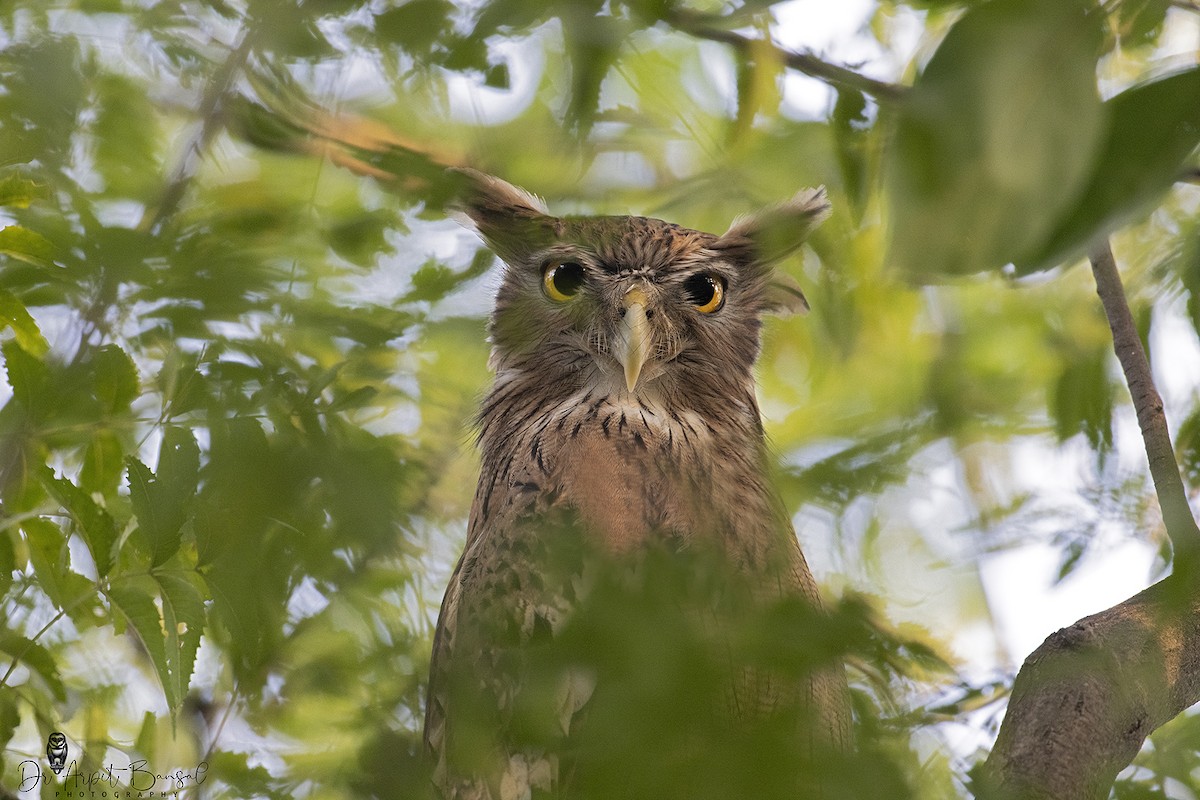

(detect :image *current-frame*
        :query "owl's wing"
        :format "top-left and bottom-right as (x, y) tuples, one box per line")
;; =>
(423, 550), (461, 773)
(424, 461), (498, 772)
(425, 467), (587, 799)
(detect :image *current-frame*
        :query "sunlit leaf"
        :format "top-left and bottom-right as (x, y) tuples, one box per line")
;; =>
(0, 172), (40, 208)
(0, 288), (49, 356)
(0, 226), (58, 268)
(134, 711), (157, 764)
(0, 38), (87, 167)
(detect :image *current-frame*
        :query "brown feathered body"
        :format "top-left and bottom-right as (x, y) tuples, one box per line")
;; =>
(425, 172), (850, 799)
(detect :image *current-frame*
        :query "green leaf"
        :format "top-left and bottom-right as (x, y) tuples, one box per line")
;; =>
(81, 430), (126, 495)
(40, 467), (118, 578)
(21, 518), (97, 617)
(92, 73), (160, 198)
(562, 10), (625, 133)
(327, 209), (397, 267)
(471, 0), (554, 38)
(127, 427), (200, 567)
(0, 690), (19, 754)
(484, 61), (510, 89)
(0, 172), (41, 208)
(152, 572), (205, 715)
(1112, 0), (1169, 48)
(325, 385), (379, 413)
(0, 289), (49, 356)
(156, 348), (207, 419)
(0, 524), (13, 596)
(2, 338), (50, 415)
(886, 0), (1105, 278)
(40, 470), (118, 575)
(1176, 406), (1200, 487)
(1019, 68), (1200, 272)
(833, 89), (871, 221)
(110, 574), (204, 715)
(108, 582), (171, 696)
(731, 39), (783, 145)
(1050, 346), (1114, 454)
(0, 632), (66, 701)
(404, 249), (493, 303)
(375, 0), (454, 53)
(90, 344), (139, 415)
(134, 711), (157, 764)
(0, 226), (59, 268)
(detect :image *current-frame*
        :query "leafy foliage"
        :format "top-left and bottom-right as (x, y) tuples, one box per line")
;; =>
(0, 0), (1196, 797)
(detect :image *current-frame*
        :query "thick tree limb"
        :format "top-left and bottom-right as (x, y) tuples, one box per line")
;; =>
(665, 10), (909, 103)
(975, 575), (1200, 799)
(976, 241), (1200, 798)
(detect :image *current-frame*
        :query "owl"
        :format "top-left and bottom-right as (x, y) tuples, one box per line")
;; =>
(424, 170), (851, 800)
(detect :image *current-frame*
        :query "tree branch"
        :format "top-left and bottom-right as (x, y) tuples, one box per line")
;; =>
(975, 242), (1200, 798)
(975, 575), (1200, 800)
(1088, 239), (1200, 571)
(666, 11), (909, 103)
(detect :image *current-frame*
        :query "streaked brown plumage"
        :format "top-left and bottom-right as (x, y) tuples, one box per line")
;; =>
(425, 170), (850, 799)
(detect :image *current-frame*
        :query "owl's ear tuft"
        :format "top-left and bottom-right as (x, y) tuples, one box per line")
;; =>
(449, 168), (556, 262)
(452, 167), (549, 220)
(714, 187), (831, 267)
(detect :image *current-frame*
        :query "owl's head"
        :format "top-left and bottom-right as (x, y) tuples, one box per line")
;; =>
(455, 169), (829, 401)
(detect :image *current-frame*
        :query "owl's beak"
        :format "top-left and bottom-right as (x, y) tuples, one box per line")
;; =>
(618, 285), (652, 392)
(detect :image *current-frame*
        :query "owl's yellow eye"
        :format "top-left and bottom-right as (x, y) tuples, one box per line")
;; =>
(542, 261), (585, 302)
(684, 274), (725, 313)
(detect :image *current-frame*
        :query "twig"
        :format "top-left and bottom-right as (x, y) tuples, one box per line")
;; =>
(1089, 239), (1200, 572)
(139, 25), (260, 234)
(666, 10), (908, 103)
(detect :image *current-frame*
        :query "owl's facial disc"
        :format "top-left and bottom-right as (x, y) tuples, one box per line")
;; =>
(617, 285), (651, 392)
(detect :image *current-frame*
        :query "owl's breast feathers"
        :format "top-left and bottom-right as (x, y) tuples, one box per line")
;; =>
(474, 384), (773, 554)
